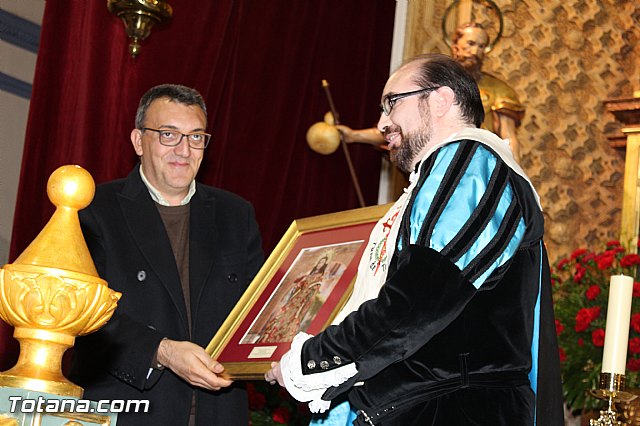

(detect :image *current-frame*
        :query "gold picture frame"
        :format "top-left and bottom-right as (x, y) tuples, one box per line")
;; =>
(206, 203), (391, 379)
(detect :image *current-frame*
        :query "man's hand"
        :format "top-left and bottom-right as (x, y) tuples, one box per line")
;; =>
(157, 339), (232, 391)
(264, 361), (284, 387)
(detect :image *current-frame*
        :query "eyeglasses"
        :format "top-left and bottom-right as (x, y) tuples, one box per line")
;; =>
(379, 87), (440, 116)
(142, 128), (211, 149)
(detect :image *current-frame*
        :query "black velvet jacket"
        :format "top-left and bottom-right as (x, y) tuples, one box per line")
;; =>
(300, 141), (563, 425)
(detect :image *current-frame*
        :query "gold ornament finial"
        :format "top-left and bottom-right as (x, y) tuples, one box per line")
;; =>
(107, 0), (173, 58)
(15, 165), (98, 276)
(0, 165), (121, 397)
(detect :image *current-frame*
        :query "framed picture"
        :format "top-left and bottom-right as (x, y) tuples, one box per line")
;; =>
(206, 203), (392, 379)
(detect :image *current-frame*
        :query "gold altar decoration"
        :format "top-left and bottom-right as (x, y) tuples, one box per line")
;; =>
(604, 95), (640, 254)
(589, 373), (637, 425)
(0, 165), (121, 397)
(107, 0), (173, 58)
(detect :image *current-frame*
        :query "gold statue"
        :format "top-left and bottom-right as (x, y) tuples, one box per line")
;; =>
(451, 22), (524, 159)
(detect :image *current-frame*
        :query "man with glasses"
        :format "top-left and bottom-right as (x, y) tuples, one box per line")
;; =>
(266, 54), (562, 425)
(70, 84), (263, 426)
(337, 22), (524, 161)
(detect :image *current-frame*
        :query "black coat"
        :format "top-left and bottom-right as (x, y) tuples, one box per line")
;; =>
(70, 165), (263, 426)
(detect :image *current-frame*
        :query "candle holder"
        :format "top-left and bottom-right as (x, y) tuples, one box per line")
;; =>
(589, 373), (637, 425)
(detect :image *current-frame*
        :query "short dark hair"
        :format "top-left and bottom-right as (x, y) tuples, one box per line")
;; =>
(135, 84), (207, 129)
(408, 53), (484, 127)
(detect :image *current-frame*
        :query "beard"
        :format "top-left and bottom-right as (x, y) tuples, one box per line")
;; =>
(388, 119), (432, 174)
(455, 55), (482, 81)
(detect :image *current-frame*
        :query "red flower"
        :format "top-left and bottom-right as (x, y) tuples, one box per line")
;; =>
(591, 329), (605, 347)
(628, 357), (640, 372)
(630, 337), (640, 354)
(556, 258), (570, 270)
(575, 306), (601, 332)
(634, 282), (640, 298)
(621, 254), (640, 268)
(578, 338), (584, 346)
(582, 253), (596, 263)
(596, 253), (615, 270)
(555, 319), (564, 335)
(574, 264), (586, 283)
(571, 248), (588, 260)
(559, 347), (567, 362)
(632, 313), (640, 333)
(585, 285), (601, 300)
(606, 240), (621, 247)
(272, 407), (291, 424)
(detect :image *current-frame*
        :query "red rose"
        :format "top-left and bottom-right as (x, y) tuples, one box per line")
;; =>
(578, 338), (584, 346)
(575, 306), (601, 332)
(634, 282), (640, 298)
(627, 357), (640, 371)
(272, 407), (291, 424)
(596, 254), (615, 270)
(632, 313), (640, 333)
(574, 264), (586, 283)
(559, 347), (567, 362)
(585, 285), (601, 300)
(582, 253), (595, 263)
(621, 254), (640, 268)
(630, 337), (640, 354)
(606, 240), (621, 247)
(556, 258), (570, 270)
(571, 248), (588, 259)
(591, 328), (605, 347)
(555, 319), (564, 335)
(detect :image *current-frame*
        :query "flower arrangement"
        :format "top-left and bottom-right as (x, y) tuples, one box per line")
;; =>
(247, 380), (311, 425)
(552, 240), (640, 412)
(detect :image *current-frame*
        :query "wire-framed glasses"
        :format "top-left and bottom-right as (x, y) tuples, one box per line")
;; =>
(142, 128), (211, 149)
(379, 87), (440, 116)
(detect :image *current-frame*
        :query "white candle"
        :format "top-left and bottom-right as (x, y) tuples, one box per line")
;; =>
(601, 274), (634, 374)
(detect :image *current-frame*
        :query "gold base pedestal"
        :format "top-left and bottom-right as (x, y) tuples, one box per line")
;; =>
(589, 373), (638, 426)
(0, 328), (81, 397)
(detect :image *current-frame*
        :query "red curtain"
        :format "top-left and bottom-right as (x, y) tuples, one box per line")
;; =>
(2, 2), (395, 369)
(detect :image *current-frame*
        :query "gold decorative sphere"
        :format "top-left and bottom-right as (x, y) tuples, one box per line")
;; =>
(47, 165), (95, 211)
(306, 122), (341, 155)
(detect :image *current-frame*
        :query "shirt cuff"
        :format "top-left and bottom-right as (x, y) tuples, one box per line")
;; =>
(280, 332), (358, 413)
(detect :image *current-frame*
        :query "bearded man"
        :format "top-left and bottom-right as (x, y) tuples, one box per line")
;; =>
(267, 53), (563, 425)
(338, 22), (525, 160)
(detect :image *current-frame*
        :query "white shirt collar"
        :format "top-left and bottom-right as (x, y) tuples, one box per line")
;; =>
(139, 165), (196, 206)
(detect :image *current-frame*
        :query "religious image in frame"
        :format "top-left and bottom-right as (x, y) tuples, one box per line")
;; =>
(205, 203), (391, 379)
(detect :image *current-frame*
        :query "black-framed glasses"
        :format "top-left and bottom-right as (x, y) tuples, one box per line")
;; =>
(142, 128), (211, 149)
(379, 87), (440, 116)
